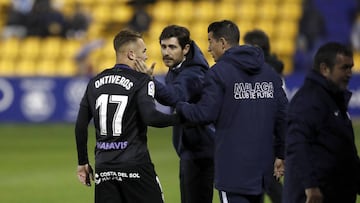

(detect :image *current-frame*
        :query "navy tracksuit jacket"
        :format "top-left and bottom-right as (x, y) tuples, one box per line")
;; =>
(177, 45), (288, 194)
(154, 41), (214, 160)
(283, 70), (360, 203)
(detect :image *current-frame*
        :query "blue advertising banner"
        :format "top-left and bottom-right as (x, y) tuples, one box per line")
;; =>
(0, 77), (89, 122)
(0, 74), (359, 122)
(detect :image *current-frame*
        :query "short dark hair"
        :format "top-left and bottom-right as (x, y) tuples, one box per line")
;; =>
(243, 29), (270, 55)
(159, 25), (191, 49)
(113, 29), (142, 52)
(207, 20), (240, 46)
(313, 42), (353, 71)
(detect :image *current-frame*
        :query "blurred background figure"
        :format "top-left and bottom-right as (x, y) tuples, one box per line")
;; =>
(26, 0), (67, 38)
(1, 0), (34, 39)
(74, 39), (105, 77)
(244, 29), (284, 76)
(294, 0), (359, 72)
(126, 0), (155, 33)
(65, 1), (92, 40)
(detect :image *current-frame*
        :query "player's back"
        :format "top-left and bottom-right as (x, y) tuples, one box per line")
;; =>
(84, 64), (152, 168)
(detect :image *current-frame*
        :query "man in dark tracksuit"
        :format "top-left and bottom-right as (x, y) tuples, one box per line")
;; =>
(176, 20), (288, 203)
(243, 29), (285, 203)
(135, 25), (214, 203)
(283, 42), (360, 203)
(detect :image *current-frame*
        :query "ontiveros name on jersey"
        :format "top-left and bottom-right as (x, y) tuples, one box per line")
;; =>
(95, 75), (134, 90)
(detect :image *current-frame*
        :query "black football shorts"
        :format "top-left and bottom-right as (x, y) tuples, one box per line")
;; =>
(95, 163), (164, 203)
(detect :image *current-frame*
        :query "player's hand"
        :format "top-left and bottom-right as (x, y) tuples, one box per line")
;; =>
(305, 187), (323, 203)
(135, 59), (155, 77)
(273, 158), (285, 181)
(77, 164), (94, 187)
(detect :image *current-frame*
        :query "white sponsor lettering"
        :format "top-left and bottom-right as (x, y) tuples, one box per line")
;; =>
(148, 81), (155, 97)
(234, 82), (274, 100)
(94, 171), (141, 185)
(95, 75), (133, 90)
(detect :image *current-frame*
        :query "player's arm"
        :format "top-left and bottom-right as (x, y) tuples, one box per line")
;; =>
(75, 92), (94, 186)
(176, 70), (222, 125)
(75, 104), (92, 165)
(137, 80), (180, 127)
(287, 94), (323, 189)
(154, 67), (205, 106)
(274, 75), (288, 160)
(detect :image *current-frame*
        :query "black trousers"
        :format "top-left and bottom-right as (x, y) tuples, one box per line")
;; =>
(179, 158), (214, 203)
(261, 177), (283, 203)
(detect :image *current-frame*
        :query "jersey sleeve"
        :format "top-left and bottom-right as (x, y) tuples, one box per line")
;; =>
(137, 80), (180, 127)
(273, 76), (288, 159)
(154, 67), (205, 106)
(176, 69), (223, 124)
(75, 88), (93, 165)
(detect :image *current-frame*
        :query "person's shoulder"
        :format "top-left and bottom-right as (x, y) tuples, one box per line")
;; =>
(265, 54), (284, 74)
(290, 82), (323, 108)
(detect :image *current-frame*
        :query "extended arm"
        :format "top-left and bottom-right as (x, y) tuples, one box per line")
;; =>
(176, 70), (223, 125)
(137, 81), (180, 127)
(154, 68), (205, 106)
(274, 77), (288, 160)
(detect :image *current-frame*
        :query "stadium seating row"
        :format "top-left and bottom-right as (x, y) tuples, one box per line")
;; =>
(3, 0), (357, 76)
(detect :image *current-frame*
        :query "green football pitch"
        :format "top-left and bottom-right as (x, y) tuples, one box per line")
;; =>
(0, 121), (360, 203)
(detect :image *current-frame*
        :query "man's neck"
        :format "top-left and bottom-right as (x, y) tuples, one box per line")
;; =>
(171, 57), (186, 70)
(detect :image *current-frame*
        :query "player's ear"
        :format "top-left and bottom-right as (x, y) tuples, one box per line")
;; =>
(319, 62), (330, 77)
(128, 50), (135, 60)
(183, 44), (190, 56)
(219, 37), (227, 50)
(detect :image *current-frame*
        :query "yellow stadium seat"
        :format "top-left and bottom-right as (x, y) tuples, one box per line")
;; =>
(146, 39), (161, 60)
(86, 24), (104, 39)
(272, 38), (296, 56)
(57, 59), (78, 76)
(150, 1), (173, 23)
(215, 2), (236, 21)
(0, 0), (11, 7)
(253, 19), (275, 39)
(280, 55), (293, 75)
(77, 0), (96, 5)
(190, 22), (208, 43)
(259, 0), (278, 4)
(147, 21), (167, 41)
(1, 38), (20, 60)
(236, 2), (257, 21)
(93, 4), (112, 23)
(275, 20), (299, 40)
(15, 59), (36, 76)
(40, 37), (62, 60)
(278, 2), (302, 21)
(61, 39), (82, 60)
(21, 37), (41, 60)
(0, 59), (15, 76)
(194, 1), (215, 21)
(194, 39), (209, 56)
(353, 51), (360, 73)
(257, 3), (278, 21)
(35, 59), (57, 76)
(94, 56), (114, 73)
(236, 20), (255, 43)
(174, 1), (194, 23)
(112, 4), (134, 24)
